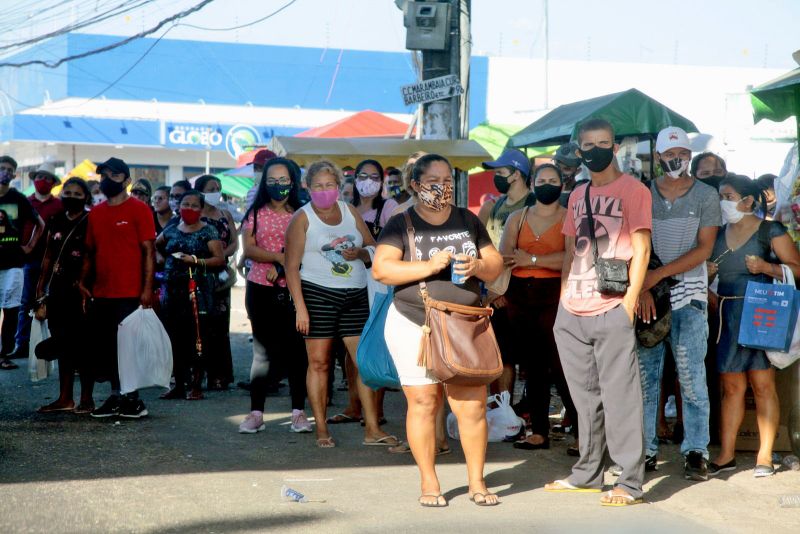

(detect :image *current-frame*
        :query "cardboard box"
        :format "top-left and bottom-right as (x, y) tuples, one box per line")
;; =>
(735, 361), (799, 452)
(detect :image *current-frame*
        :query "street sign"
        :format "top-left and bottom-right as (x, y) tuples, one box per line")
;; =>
(401, 74), (464, 106)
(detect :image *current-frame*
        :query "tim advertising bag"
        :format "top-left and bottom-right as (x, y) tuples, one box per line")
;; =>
(356, 287), (401, 390)
(738, 280), (800, 352)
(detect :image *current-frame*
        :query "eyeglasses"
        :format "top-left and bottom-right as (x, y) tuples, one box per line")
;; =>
(356, 173), (382, 182)
(266, 178), (291, 186)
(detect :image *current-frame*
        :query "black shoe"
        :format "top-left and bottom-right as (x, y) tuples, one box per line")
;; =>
(684, 451), (708, 481)
(7, 344), (29, 359)
(91, 396), (121, 418)
(119, 398), (148, 419)
(645, 454), (658, 472)
(708, 458), (736, 476)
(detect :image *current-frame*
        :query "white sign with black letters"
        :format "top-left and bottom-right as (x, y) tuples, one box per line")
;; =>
(401, 74), (464, 106)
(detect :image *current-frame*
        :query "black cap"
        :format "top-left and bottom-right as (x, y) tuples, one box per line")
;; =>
(95, 157), (130, 179)
(553, 142), (581, 167)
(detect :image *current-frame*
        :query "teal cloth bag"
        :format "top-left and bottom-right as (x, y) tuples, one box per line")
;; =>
(356, 287), (401, 390)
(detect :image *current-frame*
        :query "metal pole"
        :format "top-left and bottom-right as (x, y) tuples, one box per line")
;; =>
(459, 0), (471, 139)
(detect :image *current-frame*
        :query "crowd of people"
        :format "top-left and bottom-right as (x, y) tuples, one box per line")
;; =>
(0, 118), (796, 508)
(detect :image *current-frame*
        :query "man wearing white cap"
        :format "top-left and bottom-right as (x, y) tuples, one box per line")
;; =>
(637, 126), (721, 481)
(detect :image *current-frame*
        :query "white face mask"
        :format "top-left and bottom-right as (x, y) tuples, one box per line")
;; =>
(720, 199), (745, 224)
(355, 178), (382, 198)
(204, 192), (221, 207)
(92, 193), (106, 206)
(661, 157), (689, 179)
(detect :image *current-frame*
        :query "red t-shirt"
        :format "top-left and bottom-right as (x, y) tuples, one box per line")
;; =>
(86, 197), (155, 299)
(562, 174), (652, 316)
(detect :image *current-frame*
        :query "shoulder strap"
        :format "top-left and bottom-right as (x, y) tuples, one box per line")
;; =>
(515, 206), (529, 248)
(45, 212), (89, 295)
(490, 196), (506, 220)
(584, 183), (599, 263)
(403, 210), (428, 297)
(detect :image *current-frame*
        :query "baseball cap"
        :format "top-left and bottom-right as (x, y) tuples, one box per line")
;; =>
(252, 149), (277, 167)
(95, 157), (130, 179)
(482, 148), (531, 177)
(553, 142), (581, 167)
(655, 127), (691, 154)
(28, 162), (60, 184)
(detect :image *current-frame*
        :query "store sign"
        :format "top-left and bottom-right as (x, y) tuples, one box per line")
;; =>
(401, 74), (463, 106)
(163, 123), (263, 156)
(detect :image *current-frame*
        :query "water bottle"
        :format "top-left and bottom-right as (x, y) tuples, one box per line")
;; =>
(281, 485), (308, 503)
(782, 455), (800, 471)
(451, 257), (466, 285)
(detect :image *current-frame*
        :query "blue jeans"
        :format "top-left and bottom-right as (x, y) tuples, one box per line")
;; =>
(638, 300), (710, 458)
(15, 262), (40, 348)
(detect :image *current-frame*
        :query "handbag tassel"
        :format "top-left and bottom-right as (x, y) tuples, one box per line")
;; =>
(417, 324), (431, 368)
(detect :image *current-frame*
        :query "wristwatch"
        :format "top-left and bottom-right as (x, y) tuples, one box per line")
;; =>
(531, 255), (538, 266)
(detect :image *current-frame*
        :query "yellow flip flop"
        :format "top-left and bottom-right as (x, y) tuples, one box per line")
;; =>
(600, 490), (644, 507)
(544, 480), (602, 493)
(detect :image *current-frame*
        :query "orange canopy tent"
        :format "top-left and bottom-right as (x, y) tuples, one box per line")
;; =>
(296, 110), (411, 139)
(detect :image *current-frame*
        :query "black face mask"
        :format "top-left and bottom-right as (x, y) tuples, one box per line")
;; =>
(99, 176), (126, 198)
(493, 173), (512, 194)
(533, 184), (562, 205)
(700, 175), (724, 190)
(266, 184), (291, 201)
(580, 146), (615, 173)
(62, 197), (86, 214)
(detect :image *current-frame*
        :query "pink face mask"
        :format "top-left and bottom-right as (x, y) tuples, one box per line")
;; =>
(310, 189), (339, 209)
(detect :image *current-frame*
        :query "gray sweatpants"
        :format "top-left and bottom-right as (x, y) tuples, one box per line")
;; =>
(553, 303), (645, 499)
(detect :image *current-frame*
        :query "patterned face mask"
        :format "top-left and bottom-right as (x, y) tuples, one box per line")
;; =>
(417, 182), (452, 211)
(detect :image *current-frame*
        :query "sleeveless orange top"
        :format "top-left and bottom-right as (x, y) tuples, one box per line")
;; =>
(511, 213), (565, 279)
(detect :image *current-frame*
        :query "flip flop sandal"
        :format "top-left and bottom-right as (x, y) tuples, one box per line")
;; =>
(37, 403), (75, 414)
(419, 494), (448, 508)
(316, 437), (336, 448)
(326, 413), (360, 424)
(388, 442), (412, 454)
(544, 480), (602, 493)
(73, 404), (95, 415)
(469, 492), (500, 506)
(0, 360), (19, 370)
(436, 446), (451, 456)
(600, 491), (643, 507)
(363, 435), (400, 446)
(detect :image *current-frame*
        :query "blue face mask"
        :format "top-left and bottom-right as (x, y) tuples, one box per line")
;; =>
(0, 170), (12, 185)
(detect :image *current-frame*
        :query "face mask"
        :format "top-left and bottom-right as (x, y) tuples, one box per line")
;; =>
(417, 182), (453, 211)
(388, 185), (403, 198)
(534, 184), (562, 205)
(180, 208), (202, 225)
(92, 193), (106, 206)
(169, 198), (179, 212)
(0, 170), (12, 185)
(99, 176), (125, 198)
(61, 196), (86, 214)
(356, 179), (382, 198)
(203, 192), (221, 207)
(310, 189), (339, 209)
(493, 173), (512, 194)
(700, 176), (723, 190)
(580, 146), (615, 173)
(266, 184), (291, 201)
(720, 200), (745, 224)
(660, 157), (689, 179)
(34, 178), (54, 195)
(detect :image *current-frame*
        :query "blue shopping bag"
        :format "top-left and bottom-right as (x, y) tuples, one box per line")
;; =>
(738, 280), (800, 352)
(356, 287), (401, 390)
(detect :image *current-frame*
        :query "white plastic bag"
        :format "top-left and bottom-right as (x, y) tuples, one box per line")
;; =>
(28, 317), (56, 382)
(486, 391), (524, 442)
(117, 306), (173, 394)
(767, 265), (800, 369)
(446, 412), (460, 440)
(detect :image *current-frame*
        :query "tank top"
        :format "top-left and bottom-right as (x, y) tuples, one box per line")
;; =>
(511, 212), (565, 279)
(485, 192), (536, 248)
(300, 200), (367, 289)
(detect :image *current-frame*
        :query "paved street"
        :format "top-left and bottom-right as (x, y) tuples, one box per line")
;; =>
(1, 287), (799, 533)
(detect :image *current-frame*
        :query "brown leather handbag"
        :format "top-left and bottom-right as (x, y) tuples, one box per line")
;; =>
(404, 211), (503, 386)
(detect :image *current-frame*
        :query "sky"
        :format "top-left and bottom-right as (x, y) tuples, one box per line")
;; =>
(1, 0), (799, 70)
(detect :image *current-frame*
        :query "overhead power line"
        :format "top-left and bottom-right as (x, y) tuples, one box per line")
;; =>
(0, 0), (216, 69)
(178, 0), (299, 31)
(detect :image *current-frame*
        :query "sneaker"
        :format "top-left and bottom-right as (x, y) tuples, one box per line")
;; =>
(239, 411), (265, 434)
(753, 464), (775, 478)
(91, 396), (121, 418)
(708, 458), (737, 476)
(684, 451), (708, 481)
(119, 398), (148, 419)
(290, 410), (313, 433)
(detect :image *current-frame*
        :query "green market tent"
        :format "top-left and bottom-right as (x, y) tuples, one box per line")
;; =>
(214, 171), (254, 199)
(469, 122), (556, 161)
(507, 88), (698, 148)
(750, 67), (800, 145)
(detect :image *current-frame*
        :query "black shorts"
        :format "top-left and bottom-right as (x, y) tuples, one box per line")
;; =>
(301, 280), (369, 339)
